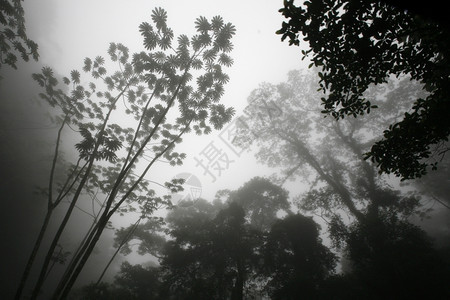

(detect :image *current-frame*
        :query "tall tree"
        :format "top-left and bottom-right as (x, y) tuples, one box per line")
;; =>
(235, 69), (450, 297)
(15, 8), (235, 299)
(264, 214), (336, 299)
(340, 211), (450, 299)
(159, 200), (261, 300)
(78, 178), (337, 299)
(227, 176), (292, 231)
(277, 0), (450, 180)
(235, 69), (420, 225)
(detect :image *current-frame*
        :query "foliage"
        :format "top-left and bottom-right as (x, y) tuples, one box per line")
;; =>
(113, 262), (162, 300)
(72, 262), (162, 300)
(341, 212), (450, 299)
(114, 217), (166, 257)
(412, 150), (450, 209)
(0, 0), (39, 74)
(227, 176), (292, 231)
(17, 8), (235, 299)
(160, 201), (262, 300)
(155, 179), (336, 299)
(235, 69), (422, 226)
(264, 214), (336, 299)
(77, 176), (449, 299)
(277, 0), (450, 179)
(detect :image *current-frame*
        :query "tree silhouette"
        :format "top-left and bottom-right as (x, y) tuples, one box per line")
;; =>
(277, 0), (450, 180)
(14, 8), (235, 299)
(227, 176), (292, 231)
(72, 262), (162, 300)
(159, 200), (262, 300)
(235, 69), (421, 226)
(74, 178), (340, 299)
(264, 214), (336, 299)
(342, 212), (450, 299)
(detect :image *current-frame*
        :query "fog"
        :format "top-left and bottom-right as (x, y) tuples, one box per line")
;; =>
(2, 1), (450, 299)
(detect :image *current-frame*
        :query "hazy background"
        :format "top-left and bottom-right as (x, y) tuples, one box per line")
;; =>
(0, 0), (310, 297)
(2, 1), (449, 299)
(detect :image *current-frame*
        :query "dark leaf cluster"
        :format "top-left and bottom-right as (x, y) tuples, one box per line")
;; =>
(278, 0), (450, 179)
(0, 0), (39, 73)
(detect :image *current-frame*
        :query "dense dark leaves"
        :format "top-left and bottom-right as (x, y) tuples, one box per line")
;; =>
(278, 0), (450, 179)
(228, 177), (291, 231)
(74, 263), (162, 300)
(264, 214), (336, 299)
(343, 213), (450, 299)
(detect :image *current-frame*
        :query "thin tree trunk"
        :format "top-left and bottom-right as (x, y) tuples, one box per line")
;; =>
(95, 217), (142, 286)
(56, 121), (191, 299)
(30, 85), (128, 299)
(15, 115), (70, 300)
(54, 57), (193, 299)
(14, 209), (53, 300)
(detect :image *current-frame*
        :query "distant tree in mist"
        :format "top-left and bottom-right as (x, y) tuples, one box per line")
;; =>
(236, 69), (450, 297)
(264, 214), (336, 299)
(158, 200), (262, 300)
(412, 153), (450, 209)
(277, 0), (450, 180)
(15, 8), (235, 299)
(235, 69), (421, 224)
(155, 179), (333, 299)
(0, 0), (38, 75)
(225, 176), (292, 231)
(341, 211), (450, 299)
(73, 262), (162, 300)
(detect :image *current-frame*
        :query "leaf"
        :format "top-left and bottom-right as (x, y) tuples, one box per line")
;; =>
(218, 53), (233, 67)
(211, 16), (224, 32)
(71, 70), (80, 84)
(195, 16), (210, 32)
(95, 56), (105, 65)
(177, 34), (190, 48)
(151, 7), (168, 31)
(83, 57), (92, 72)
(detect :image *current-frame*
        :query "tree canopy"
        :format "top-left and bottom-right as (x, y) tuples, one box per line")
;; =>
(277, 0), (450, 180)
(235, 69), (422, 225)
(73, 176), (450, 299)
(15, 8), (236, 299)
(0, 0), (38, 73)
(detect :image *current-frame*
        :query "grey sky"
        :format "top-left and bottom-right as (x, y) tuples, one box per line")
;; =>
(22, 0), (309, 201)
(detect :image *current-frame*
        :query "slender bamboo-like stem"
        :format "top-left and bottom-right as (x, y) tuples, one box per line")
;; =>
(56, 190), (106, 292)
(95, 217), (142, 286)
(14, 114), (69, 300)
(57, 119), (191, 299)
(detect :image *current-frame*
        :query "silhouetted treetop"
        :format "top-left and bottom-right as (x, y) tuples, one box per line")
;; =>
(277, 0), (450, 180)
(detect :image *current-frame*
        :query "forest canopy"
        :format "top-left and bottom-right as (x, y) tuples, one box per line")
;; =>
(3, 1), (450, 300)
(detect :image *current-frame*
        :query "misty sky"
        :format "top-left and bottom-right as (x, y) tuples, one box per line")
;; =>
(21, 0), (310, 202)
